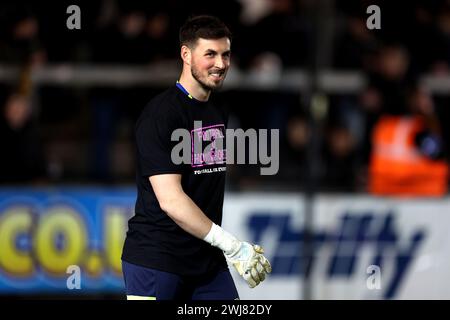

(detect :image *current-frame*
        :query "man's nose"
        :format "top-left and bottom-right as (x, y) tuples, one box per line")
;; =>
(215, 57), (226, 69)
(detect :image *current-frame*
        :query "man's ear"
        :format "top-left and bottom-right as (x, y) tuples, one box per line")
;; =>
(181, 45), (191, 65)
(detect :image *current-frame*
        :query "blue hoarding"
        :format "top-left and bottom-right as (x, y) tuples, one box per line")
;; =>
(0, 187), (136, 294)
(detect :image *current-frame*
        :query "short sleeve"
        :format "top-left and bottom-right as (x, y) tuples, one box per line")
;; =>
(135, 106), (185, 177)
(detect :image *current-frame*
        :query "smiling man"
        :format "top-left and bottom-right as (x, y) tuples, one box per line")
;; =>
(121, 15), (271, 300)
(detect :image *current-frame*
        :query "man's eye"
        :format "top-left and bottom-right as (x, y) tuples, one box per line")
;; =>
(206, 53), (214, 57)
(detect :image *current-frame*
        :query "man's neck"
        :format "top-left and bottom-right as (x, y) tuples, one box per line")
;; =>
(178, 72), (211, 102)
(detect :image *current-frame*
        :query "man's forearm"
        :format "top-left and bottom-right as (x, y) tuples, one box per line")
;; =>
(159, 191), (213, 239)
(149, 174), (271, 288)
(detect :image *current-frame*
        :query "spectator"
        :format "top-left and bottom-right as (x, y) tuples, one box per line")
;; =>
(322, 124), (358, 191)
(0, 3), (45, 65)
(359, 43), (412, 163)
(431, 3), (450, 75)
(277, 111), (310, 189)
(0, 91), (46, 183)
(333, 14), (379, 70)
(240, 0), (311, 69)
(368, 85), (448, 196)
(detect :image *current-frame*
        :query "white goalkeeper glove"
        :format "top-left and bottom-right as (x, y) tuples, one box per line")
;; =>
(204, 223), (272, 288)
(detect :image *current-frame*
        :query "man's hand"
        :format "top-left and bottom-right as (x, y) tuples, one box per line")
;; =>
(204, 223), (272, 288)
(224, 241), (272, 288)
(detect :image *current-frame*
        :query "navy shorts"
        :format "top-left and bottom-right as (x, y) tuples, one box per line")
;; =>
(122, 260), (239, 300)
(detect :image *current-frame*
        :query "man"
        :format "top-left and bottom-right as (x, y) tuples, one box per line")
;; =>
(121, 15), (271, 300)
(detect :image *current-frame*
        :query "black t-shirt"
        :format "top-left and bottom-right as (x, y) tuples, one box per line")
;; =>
(122, 85), (228, 276)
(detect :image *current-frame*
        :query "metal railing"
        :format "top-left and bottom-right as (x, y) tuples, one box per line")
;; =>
(1, 64), (449, 94)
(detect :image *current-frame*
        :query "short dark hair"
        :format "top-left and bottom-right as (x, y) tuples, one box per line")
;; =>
(179, 15), (232, 48)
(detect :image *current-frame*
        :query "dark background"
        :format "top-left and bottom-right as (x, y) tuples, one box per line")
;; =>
(1, 0), (449, 193)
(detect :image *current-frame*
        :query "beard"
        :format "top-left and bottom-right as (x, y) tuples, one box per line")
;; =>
(191, 63), (226, 91)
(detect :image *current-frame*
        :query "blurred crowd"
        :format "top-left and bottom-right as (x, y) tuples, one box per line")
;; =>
(0, 0), (449, 195)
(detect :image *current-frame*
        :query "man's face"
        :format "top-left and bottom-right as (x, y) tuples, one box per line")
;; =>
(189, 37), (231, 91)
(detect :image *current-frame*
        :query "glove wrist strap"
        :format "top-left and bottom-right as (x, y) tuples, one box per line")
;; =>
(203, 223), (239, 255)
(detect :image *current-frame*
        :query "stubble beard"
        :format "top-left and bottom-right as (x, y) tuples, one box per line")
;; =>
(191, 63), (225, 92)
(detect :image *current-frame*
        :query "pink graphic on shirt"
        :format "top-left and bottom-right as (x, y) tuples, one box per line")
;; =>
(191, 124), (226, 167)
